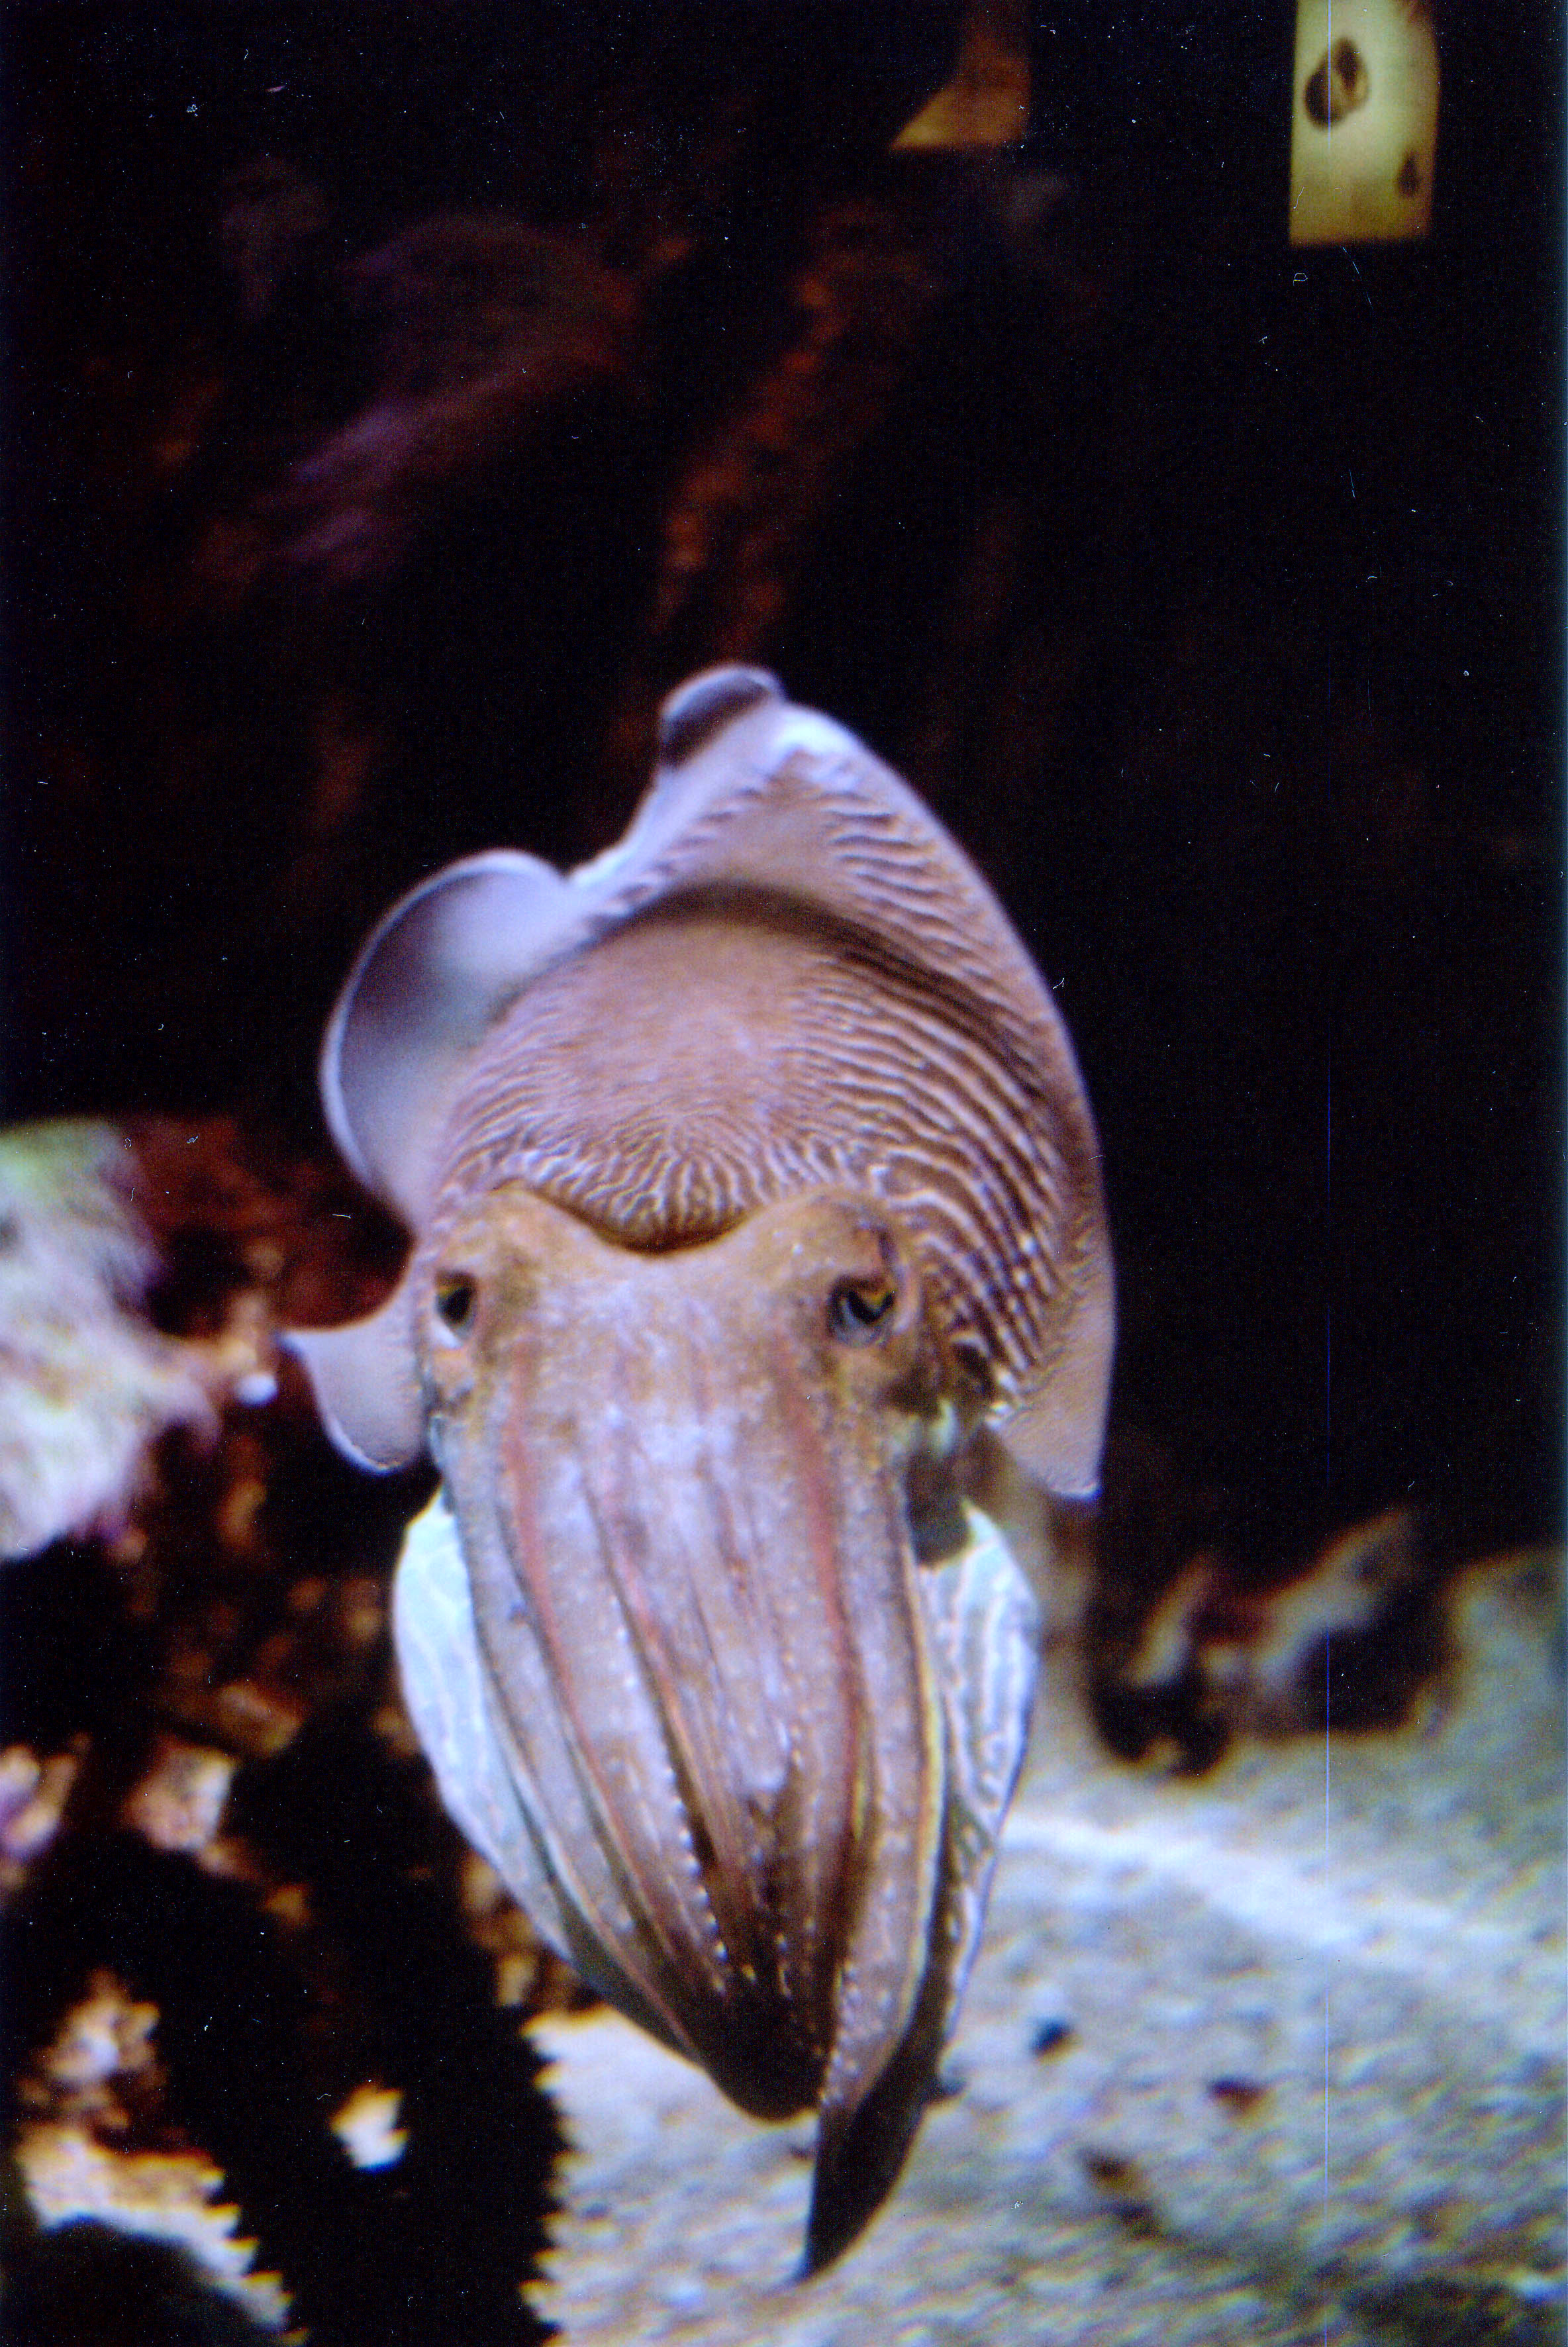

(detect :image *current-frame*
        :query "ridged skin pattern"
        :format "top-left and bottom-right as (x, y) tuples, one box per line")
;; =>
(422, 746), (1094, 1428)
(297, 675), (1110, 2270)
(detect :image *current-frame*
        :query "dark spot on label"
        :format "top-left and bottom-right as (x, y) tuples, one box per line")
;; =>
(1304, 38), (1369, 128)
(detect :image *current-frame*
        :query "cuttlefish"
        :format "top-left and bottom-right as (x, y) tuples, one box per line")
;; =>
(290, 668), (1112, 2271)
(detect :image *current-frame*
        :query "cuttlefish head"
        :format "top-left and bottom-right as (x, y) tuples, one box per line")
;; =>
(291, 668), (1113, 2268)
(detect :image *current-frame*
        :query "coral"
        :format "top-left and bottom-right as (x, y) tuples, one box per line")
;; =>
(17, 1972), (291, 2333)
(0, 1124), (220, 1562)
(0, 1120), (564, 2344)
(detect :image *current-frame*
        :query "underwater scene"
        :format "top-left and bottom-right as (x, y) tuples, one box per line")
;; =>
(2, 9), (1560, 2344)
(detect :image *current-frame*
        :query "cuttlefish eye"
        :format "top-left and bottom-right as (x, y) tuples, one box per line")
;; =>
(432, 1274), (478, 1342)
(826, 1275), (897, 1344)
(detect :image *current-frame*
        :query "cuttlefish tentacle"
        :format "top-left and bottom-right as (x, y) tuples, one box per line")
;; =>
(291, 668), (1111, 2269)
(422, 1187), (952, 2129)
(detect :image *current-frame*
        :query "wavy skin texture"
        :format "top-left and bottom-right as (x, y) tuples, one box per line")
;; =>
(295, 670), (1110, 2266)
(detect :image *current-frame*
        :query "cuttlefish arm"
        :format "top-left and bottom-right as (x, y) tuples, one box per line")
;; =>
(395, 1489), (1037, 2272)
(389, 1186), (1040, 2273)
(290, 668), (1113, 2268)
(803, 1501), (1040, 2270)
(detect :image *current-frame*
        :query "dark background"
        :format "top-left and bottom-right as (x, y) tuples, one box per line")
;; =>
(4, 1), (1561, 1586)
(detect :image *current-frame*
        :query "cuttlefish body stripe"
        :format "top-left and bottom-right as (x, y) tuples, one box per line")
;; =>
(293, 667), (1112, 2267)
(422, 899), (1076, 1408)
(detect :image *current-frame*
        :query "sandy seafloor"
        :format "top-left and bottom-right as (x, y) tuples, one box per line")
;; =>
(530, 1554), (1564, 2346)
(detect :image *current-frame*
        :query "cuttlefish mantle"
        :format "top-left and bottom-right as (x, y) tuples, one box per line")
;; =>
(290, 667), (1113, 2272)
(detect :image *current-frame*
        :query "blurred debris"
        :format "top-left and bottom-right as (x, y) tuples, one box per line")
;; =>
(458, 1850), (595, 2018)
(22, 1969), (162, 2124)
(17, 2128), (293, 2336)
(0, 1747), (81, 1888)
(121, 1739), (237, 1858)
(326, 2085), (406, 2173)
(892, 0), (1030, 150)
(1093, 1506), (1444, 1766)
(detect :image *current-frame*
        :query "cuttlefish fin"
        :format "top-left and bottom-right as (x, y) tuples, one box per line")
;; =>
(322, 849), (580, 1224)
(915, 1503), (1040, 2014)
(318, 675), (791, 1227)
(571, 666), (789, 885)
(992, 1231), (1115, 1502)
(283, 1280), (424, 1472)
(805, 1503), (1038, 2273)
(319, 679), (784, 1224)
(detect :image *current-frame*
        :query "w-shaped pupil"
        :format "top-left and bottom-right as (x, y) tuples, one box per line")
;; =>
(828, 1279), (896, 1344)
(435, 1277), (477, 1334)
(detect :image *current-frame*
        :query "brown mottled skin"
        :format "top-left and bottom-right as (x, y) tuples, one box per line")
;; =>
(290, 668), (1112, 2268)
